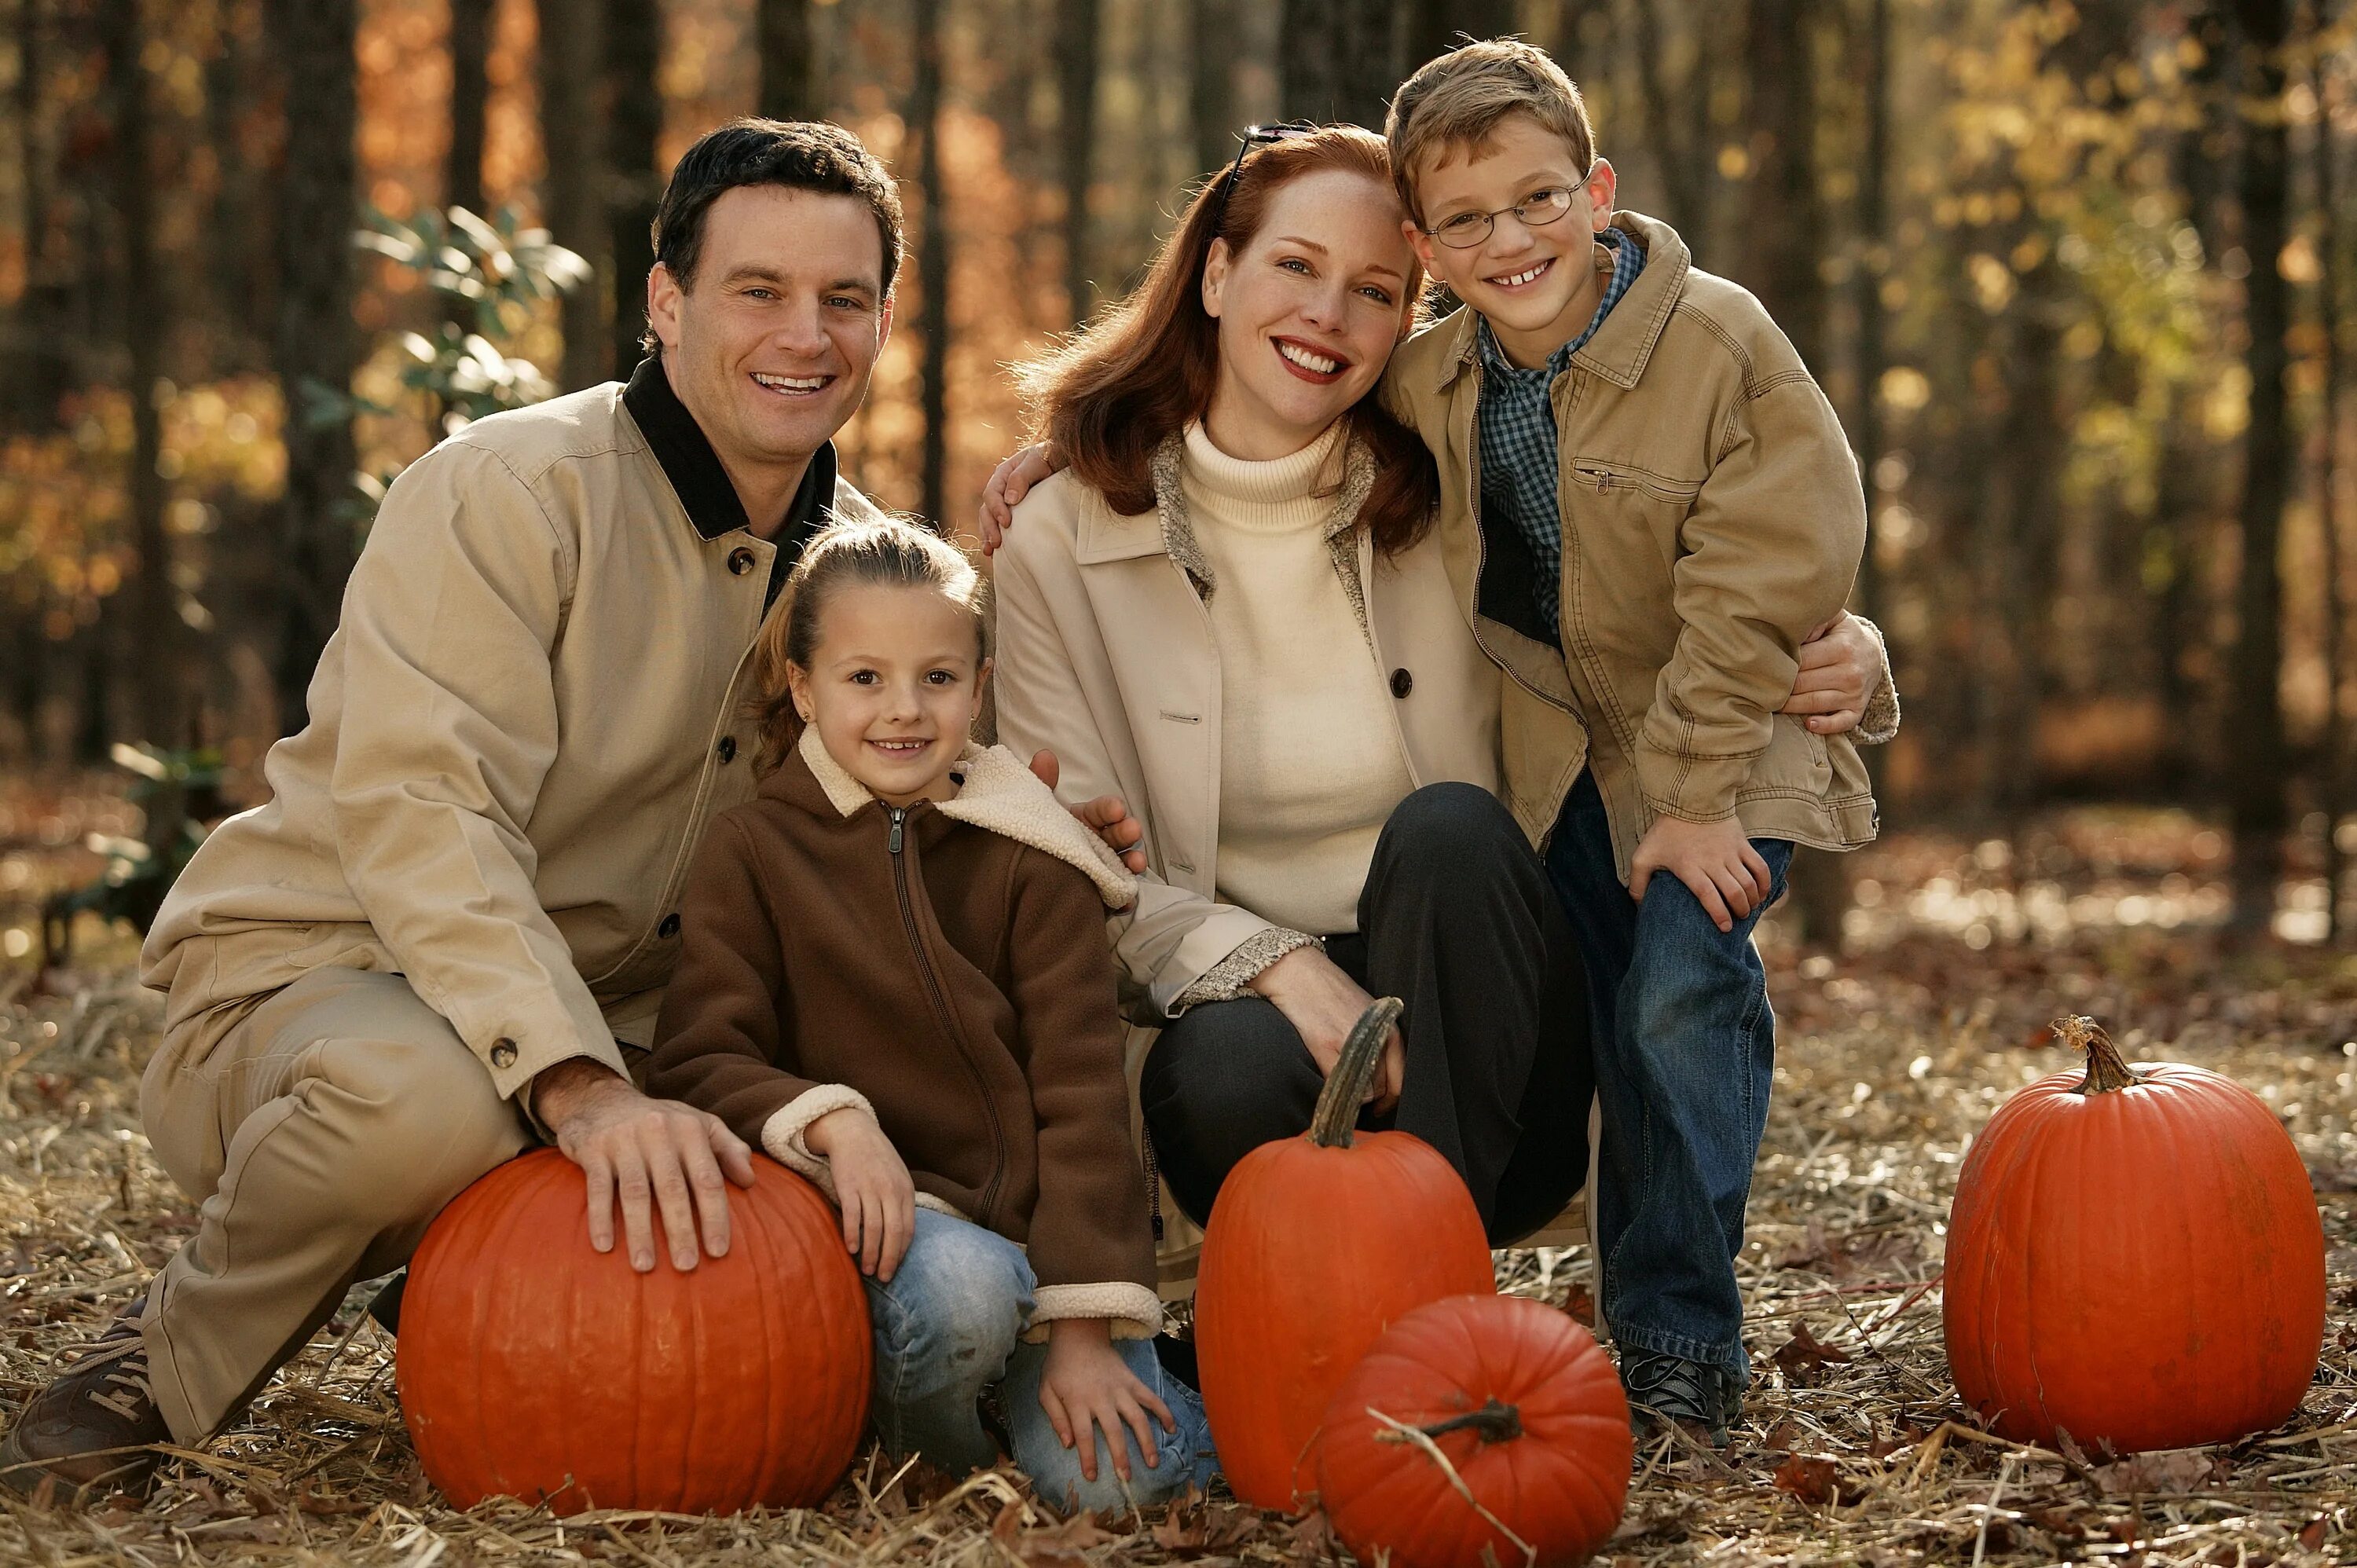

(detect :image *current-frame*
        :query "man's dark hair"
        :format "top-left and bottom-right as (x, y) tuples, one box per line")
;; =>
(643, 119), (904, 352)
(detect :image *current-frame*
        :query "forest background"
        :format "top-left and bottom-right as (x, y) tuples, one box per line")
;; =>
(0, 0), (2352, 946)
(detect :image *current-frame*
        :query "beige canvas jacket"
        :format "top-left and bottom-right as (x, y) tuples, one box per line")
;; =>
(1385, 211), (1879, 878)
(141, 364), (885, 1104)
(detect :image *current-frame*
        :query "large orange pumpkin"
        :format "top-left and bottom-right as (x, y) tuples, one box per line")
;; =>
(1318, 1295), (1632, 1568)
(1943, 1017), (2326, 1453)
(1193, 998), (1496, 1510)
(396, 1149), (871, 1514)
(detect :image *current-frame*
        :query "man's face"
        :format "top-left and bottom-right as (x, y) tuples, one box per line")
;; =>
(647, 185), (892, 479)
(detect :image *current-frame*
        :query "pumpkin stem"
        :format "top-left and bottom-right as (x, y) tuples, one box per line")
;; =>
(1308, 997), (1406, 1149)
(1417, 1398), (1524, 1445)
(2054, 1015), (2143, 1095)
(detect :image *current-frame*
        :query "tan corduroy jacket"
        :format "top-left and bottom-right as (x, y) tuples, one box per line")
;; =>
(141, 365), (885, 1103)
(1384, 211), (1879, 877)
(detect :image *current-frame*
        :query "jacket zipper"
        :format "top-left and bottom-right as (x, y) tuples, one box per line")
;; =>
(887, 805), (1007, 1223)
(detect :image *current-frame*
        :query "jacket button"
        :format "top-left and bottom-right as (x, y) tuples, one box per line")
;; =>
(717, 735), (738, 764)
(489, 1039), (518, 1068)
(658, 913), (681, 939)
(1390, 668), (1413, 698)
(728, 547), (757, 576)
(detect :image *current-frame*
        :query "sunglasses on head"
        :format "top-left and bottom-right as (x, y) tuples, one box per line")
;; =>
(1206, 120), (1321, 234)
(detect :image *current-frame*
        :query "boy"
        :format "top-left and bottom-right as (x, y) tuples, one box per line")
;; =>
(1383, 39), (1884, 1443)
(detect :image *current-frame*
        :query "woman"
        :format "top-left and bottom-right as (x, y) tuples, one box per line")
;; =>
(985, 126), (1888, 1262)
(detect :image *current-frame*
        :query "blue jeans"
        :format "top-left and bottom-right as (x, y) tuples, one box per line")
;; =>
(1543, 769), (1792, 1383)
(863, 1208), (1218, 1513)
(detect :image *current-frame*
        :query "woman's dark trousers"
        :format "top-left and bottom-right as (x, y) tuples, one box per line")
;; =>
(1138, 782), (1593, 1244)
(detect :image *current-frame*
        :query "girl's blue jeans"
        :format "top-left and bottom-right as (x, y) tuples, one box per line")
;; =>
(1542, 768), (1793, 1384)
(862, 1207), (1217, 1514)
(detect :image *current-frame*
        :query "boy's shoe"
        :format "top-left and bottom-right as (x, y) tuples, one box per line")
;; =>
(1622, 1350), (1736, 1449)
(0, 1299), (171, 1504)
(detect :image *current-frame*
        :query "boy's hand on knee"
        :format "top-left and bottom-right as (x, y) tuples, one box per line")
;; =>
(533, 1060), (757, 1274)
(1629, 815), (1775, 934)
(1037, 1318), (1175, 1484)
(808, 1108), (915, 1281)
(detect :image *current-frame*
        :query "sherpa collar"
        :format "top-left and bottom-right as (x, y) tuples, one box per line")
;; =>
(792, 726), (1137, 908)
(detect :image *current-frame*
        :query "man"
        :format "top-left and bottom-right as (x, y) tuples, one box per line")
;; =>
(2, 119), (1131, 1502)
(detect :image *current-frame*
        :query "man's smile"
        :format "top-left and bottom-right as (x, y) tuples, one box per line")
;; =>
(752, 371), (834, 397)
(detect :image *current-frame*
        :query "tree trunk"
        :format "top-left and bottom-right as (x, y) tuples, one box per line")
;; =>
(537, 0), (607, 390)
(1189, 0), (1233, 181)
(1280, 0), (1395, 128)
(2227, 0), (2293, 933)
(1058, 0), (1099, 323)
(757, 0), (814, 121)
(1405, 0), (1512, 68)
(10, 0), (69, 430)
(2317, 33), (2348, 936)
(262, 0), (361, 738)
(446, 0), (491, 216)
(103, 0), (177, 748)
(1626, 0), (1710, 246)
(605, 0), (662, 376)
(913, 0), (949, 526)
(1849, 0), (1889, 631)
(203, 0), (269, 376)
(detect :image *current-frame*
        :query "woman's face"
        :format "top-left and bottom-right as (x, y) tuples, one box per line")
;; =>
(1200, 169), (1415, 460)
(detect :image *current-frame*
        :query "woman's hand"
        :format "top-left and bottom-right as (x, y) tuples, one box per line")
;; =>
(533, 1060), (756, 1273)
(806, 1106), (916, 1281)
(1248, 947), (1406, 1113)
(1025, 748), (1147, 872)
(1780, 613), (1881, 735)
(1036, 1318), (1175, 1484)
(977, 442), (1069, 553)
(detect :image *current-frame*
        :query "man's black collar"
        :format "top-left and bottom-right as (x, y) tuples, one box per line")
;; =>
(621, 354), (838, 548)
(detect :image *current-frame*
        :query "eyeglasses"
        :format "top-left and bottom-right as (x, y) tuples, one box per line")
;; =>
(1422, 185), (1582, 249)
(1207, 120), (1320, 234)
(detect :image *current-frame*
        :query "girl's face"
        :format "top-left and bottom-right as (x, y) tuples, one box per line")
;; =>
(1200, 169), (1416, 460)
(786, 583), (989, 807)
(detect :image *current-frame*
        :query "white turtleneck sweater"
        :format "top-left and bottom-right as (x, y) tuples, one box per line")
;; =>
(1181, 422), (1417, 936)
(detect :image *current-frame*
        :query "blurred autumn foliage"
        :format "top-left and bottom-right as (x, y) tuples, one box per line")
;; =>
(0, 0), (2354, 938)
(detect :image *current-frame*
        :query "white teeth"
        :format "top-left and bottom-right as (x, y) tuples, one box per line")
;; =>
(754, 372), (827, 392)
(1276, 341), (1342, 375)
(1490, 260), (1551, 288)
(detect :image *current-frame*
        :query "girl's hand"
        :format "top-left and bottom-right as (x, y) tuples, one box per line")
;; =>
(805, 1107), (916, 1280)
(1036, 1319), (1176, 1484)
(977, 443), (1069, 552)
(1627, 814), (1775, 933)
(1249, 947), (1406, 1113)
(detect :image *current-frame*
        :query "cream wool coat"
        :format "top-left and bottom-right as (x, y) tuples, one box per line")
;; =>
(992, 436), (1590, 1290)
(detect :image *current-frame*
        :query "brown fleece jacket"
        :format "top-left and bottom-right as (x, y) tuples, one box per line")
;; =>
(647, 728), (1160, 1336)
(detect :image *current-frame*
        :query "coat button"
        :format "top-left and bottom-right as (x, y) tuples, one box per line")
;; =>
(658, 913), (681, 939)
(728, 547), (757, 576)
(489, 1039), (518, 1068)
(1390, 668), (1413, 698)
(717, 735), (738, 764)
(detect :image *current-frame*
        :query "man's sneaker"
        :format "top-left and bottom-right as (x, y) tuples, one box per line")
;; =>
(0, 1299), (171, 1504)
(1621, 1350), (1736, 1449)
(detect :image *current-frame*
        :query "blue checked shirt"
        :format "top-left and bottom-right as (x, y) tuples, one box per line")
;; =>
(1475, 226), (1647, 641)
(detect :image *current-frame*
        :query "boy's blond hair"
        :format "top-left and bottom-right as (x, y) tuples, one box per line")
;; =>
(1384, 38), (1597, 225)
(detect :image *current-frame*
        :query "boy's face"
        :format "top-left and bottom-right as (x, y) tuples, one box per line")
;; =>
(1404, 116), (1617, 366)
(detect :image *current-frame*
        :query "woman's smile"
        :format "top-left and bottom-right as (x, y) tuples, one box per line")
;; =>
(1272, 336), (1351, 384)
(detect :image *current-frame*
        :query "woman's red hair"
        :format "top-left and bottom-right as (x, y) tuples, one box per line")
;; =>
(1018, 126), (1436, 557)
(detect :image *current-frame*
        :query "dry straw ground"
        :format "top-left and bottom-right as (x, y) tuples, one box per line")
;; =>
(1, 793), (2354, 1566)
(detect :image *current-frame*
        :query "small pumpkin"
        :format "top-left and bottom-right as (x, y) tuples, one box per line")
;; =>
(1943, 1017), (2326, 1453)
(1318, 1294), (1631, 1568)
(397, 1148), (871, 1514)
(1193, 998), (1497, 1511)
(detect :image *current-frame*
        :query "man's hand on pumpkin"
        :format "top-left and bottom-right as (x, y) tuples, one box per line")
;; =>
(532, 1058), (756, 1273)
(1026, 748), (1148, 872)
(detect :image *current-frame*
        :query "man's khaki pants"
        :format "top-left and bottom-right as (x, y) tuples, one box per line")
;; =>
(137, 968), (531, 1443)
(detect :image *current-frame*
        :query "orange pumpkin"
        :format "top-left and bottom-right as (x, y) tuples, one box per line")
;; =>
(396, 1149), (871, 1514)
(1943, 1017), (2326, 1452)
(1318, 1295), (1631, 1568)
(1193, 998), (1497, 1510)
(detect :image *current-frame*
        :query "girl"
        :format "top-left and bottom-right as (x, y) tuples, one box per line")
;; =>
(647, 518), (1214, 1513)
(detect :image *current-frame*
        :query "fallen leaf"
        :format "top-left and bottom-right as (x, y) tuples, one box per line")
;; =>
(997, 1509), (1114, 1568)
(1772, 1321), (1853, 1385)
(1563, 1282), (1596, 1326)
(1284, 1508), (1338, 1562)
(1772, 1453), (1838, 1504)
(2091, 1449), (2221, 1497)
(1759, 1416), (1807, 1453)
(2300, 1515), (2328, 1551)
